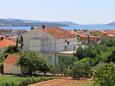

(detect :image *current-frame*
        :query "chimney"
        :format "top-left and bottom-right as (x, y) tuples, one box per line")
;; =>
(31, 27), (34, 30)
(0, 37), (4, 40)
(42, 25), (46, 29)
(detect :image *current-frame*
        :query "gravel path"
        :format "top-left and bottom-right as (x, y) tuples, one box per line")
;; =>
(29, 78), (90, 86)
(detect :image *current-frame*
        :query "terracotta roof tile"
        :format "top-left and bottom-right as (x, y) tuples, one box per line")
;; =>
(41, 27), (76, 39)
(69, 31), (100, 38)
(99, 30), (115, 38)
(0, 39), (16, 48)
(3, 55), (17, 64)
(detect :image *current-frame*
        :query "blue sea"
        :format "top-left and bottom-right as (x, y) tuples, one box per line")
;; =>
(64, 25), (115, 30)
(0, 25), (115, 30)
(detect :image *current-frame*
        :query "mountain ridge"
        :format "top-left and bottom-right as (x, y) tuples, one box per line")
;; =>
(0, 18), (78, 27)
(108, 21), (115, 26)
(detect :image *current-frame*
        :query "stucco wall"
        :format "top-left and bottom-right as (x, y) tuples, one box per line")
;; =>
(44, 53), (59, 65)
(4, 64), (21, 74)
(29, 39), (41, 51)
(22, 29), (56, 52)
(56, 38), (77, 52)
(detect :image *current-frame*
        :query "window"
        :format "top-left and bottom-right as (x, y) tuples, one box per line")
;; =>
(64, 46), (67, 50)
(74, 45), (76, 50)
(65, 40), (67, 43)
(65, 40), (70, 45)
(77, 35), (81, 41)
(67, 41), (70, 45)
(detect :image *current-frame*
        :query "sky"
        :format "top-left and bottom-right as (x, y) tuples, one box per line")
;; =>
(0, 0), (115, 24)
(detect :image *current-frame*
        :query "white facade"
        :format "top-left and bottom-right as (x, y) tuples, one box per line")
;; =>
(56, 38), (77, 52)
(22, 28), (77, 64)
(22, 30), (56, 52)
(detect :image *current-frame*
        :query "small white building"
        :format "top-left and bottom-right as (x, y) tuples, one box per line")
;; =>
(22, 26), (78, 64)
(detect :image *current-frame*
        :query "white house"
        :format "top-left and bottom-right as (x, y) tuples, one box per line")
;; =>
(22, 26), (77, 64)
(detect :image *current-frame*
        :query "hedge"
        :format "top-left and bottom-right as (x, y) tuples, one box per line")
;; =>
(0, 75), (53, 86)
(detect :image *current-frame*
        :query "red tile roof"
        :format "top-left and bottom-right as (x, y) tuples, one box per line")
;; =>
(99, 30), (115, 38)
(3, 55), (17, 64)
(69, 30), (100, 42)
(41, 27), (76, 39)
(69, 31), (100, 38)
(0, 39), (16, 48)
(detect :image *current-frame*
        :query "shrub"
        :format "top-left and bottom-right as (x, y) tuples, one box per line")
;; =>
(50, 65), (61, 75)
(87, 82), (98, 86)
(71, 58), (91, 79)
(100, 38), (115, 47)
(58, 56), (77, 75)
(92, 62), (115, 86)
(4, 46), (19, 54)
(50, 56), (77, 76)
(99, 47), (115, 63)
(0, 75), (53, 86)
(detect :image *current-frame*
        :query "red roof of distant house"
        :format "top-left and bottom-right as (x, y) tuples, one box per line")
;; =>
(41, 27), (76, 39)
(69, 30), (100, 38)
(99, 30), (115, 38)
(3, 55), (17, 64)
(0, 38), (16, 48)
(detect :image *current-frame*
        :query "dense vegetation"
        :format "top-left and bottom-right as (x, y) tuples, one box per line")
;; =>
(50, 56), (77, 76)
(74, 38), (115, 86)
(54, 38), (115, 86)
(91, 62), (115, 86)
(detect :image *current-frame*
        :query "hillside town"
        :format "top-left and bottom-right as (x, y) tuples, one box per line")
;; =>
(0, 26), (114, 73)
(0, 26), (115, 86)
(0, 0), (115, 85)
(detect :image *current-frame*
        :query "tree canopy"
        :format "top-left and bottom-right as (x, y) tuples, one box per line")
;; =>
(17, 51), (50, 75)
(98, 47), (115, 63)
(100, 38), (115, 47)
(4, 46), (19, 54)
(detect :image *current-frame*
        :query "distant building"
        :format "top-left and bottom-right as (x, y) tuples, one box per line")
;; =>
(70, 30), (100, 48)
(0, 29), (27, 41)
(0, 29), (12, 35)
(12, 29), (27, 36)
(4, 35), (19, 41)
(96, 30), (115, 39)
(0, 29), (27, 36)
(22, 26), (77, 64)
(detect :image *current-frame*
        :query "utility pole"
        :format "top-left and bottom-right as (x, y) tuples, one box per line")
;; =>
(88, 35), (91, 58)
(55, 53), (57, 66)
(54, 39), (57, 66)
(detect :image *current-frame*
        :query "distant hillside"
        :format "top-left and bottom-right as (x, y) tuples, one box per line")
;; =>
(0, 18), (78, 27)
(58, 21), (79, 26)
(108, 22), (115, 26)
